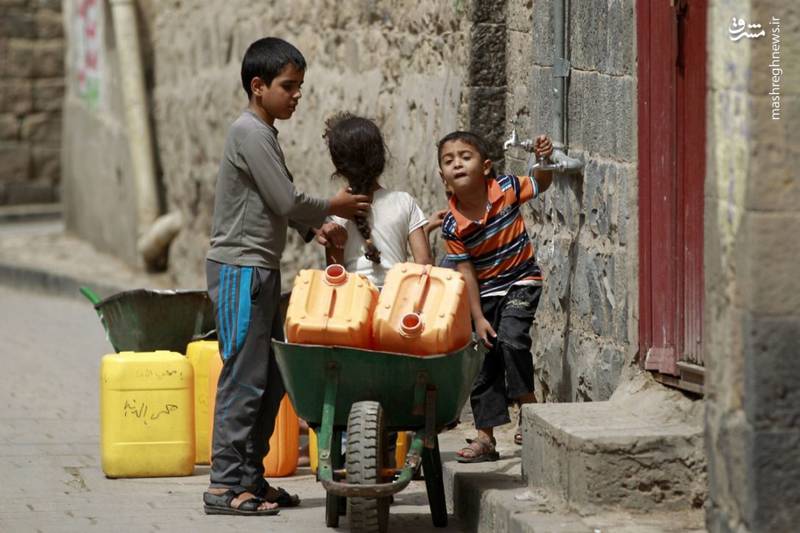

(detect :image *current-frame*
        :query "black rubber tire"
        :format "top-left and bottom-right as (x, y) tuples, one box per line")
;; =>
(346, 401), (390, 533)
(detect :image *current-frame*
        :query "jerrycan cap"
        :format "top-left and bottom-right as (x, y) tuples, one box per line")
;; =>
(325, 264), (348, 286)
(400, 312), (424, 338)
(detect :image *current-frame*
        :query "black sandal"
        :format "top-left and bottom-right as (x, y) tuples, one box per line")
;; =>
(203, 490), (280, 516)
(254, 484), (301, 507)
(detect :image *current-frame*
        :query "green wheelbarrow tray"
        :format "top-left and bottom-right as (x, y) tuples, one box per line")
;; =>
(81, 287), (216, 353)
(272, 339), (485, 499)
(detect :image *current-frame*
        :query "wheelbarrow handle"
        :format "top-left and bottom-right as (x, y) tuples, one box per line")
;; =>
(79, 286), (102, 306)
(320, 432), (426, 498)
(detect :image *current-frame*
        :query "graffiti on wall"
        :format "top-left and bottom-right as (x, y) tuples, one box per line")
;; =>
(74, 0), (102, 107)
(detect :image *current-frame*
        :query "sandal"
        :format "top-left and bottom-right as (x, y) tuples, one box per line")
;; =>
(254, 483), (301, 507)
(514, 411), (523, 445)
(457, 437), (500, 463)
(203, 490), (280, 516)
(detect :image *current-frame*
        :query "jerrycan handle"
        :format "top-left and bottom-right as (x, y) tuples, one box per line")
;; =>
(400, 265), (432, 338)
(412, 265), (432, 315)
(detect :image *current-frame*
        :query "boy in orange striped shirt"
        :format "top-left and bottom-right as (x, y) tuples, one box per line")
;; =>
(438, 131), (554, 462)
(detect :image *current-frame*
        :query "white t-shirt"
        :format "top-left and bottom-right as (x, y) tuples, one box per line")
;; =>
(330, 188), (427, 287)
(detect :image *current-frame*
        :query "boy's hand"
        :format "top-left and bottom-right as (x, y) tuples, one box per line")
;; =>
(534, 135), (553, 160)
(315, 222), (348, 249)
(425, 209), (448, 234)
(475, 317), (497, 348)
(329, 187), (371, 219)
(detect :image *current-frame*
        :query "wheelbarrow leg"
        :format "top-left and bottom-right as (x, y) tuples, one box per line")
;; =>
(325, 430), (345, 527)
(422, 435), (447, 527)
(317, 363), (344, 528)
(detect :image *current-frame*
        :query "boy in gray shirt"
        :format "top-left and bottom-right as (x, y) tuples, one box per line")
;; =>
(203, 37), (369, 516)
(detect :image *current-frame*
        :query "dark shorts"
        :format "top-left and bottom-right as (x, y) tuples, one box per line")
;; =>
(470, 284), (541, 429)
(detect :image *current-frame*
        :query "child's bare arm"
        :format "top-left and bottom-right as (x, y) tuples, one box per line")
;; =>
(455, 261), (496, 347)
(408, 227), (433, 265)
(424, 209), (448, 238)
(532, 135), (554, 194)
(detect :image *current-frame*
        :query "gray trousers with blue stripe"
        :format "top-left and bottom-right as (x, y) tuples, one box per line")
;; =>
(206, 259), (285, 493)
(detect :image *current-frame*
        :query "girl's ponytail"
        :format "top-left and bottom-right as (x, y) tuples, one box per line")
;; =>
(324, 113), (386, 264)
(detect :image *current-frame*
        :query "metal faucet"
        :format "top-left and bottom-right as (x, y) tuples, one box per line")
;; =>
(529, 153), (562, 173)
(502, 128), (584, 175)
(502, 127), (533, 152)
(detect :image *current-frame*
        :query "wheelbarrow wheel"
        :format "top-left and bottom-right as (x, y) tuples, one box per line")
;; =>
(346, 401), (390, 533)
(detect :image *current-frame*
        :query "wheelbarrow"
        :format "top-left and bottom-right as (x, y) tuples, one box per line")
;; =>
(80, 286), (216, 353)
(272, 339), (485, 533)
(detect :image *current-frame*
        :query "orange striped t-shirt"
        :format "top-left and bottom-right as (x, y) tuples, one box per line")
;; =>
(441, 175), (542, 297)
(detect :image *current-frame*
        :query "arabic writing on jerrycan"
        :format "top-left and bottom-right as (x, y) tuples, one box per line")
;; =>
(100, 351), (195, 478)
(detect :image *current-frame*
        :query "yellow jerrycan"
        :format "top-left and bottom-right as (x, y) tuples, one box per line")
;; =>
(186, 340), (219, 465)
(208, 352), (299, 477)
(372, 263), (471, 355)
(100, 351), (195, 478)
(285, 264), (379, 348)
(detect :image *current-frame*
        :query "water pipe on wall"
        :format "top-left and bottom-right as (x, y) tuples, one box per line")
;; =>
(109, 0), (181, 266)
(504, 0), (583, 174)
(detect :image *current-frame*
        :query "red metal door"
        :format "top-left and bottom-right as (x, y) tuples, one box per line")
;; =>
(637, 0), (706, 393)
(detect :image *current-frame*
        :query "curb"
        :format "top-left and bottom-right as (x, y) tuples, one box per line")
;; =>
(0, 260), (128, 301)
(0, 203), (62, 223)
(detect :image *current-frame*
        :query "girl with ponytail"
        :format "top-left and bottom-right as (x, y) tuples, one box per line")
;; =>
(323, 113), (434, 287)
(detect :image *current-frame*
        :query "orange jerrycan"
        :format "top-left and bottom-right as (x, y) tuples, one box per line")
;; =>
(100, 351), (195, 478)
(285, 264), (379, 348)
(263, 395), (299, 477)
(186, 340), (219, 465)
(208, 353), (299, 477)
(372, 263), (471, 355)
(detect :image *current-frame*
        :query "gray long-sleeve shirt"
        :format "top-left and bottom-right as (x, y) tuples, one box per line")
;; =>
(206, 110), (329, 269)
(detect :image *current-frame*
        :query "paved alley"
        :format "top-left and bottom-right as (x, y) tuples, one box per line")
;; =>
(0, 285), (466, 532)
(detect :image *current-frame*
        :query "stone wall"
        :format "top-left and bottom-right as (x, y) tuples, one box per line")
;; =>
(704, 1), (800, 531)
(152, 0), (474, 287)
(61, 0), (156, 266)
(0, 0), (64, 205)
(504, 0), (637, 402)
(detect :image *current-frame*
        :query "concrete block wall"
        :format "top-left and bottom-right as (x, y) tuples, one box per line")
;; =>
(504, 0), (637, 402)
(704, 1), (800, 531)
(0, 0), (64, 205)
(150, 0), (474, 287)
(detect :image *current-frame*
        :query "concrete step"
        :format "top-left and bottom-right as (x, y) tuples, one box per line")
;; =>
(439, 432), (704, 532)
(521, 401), (705, 513)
